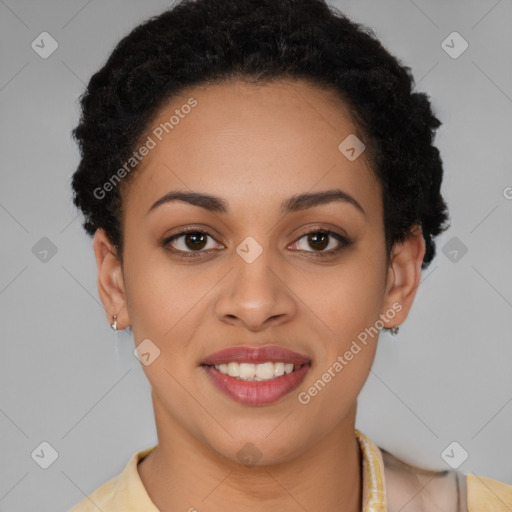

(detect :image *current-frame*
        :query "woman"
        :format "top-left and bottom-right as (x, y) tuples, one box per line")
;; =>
(69, 0), (511, 510)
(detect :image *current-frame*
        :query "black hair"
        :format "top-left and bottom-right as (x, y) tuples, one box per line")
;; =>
(71, 0), (449, 268)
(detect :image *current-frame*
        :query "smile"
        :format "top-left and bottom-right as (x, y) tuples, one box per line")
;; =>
(201, 345), (312, 405)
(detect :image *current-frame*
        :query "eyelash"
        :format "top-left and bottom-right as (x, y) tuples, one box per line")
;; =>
(162, 227), (351, 260)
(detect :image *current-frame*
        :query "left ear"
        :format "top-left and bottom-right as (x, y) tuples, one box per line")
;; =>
(381, 224), (426, 328)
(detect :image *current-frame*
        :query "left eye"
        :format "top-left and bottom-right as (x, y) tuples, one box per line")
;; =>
(290, 230), (347, 254)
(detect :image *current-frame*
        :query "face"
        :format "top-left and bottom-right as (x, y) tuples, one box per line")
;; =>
(95, 79), (424, 465)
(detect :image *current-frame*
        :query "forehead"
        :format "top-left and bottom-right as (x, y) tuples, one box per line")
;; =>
(123, 79), (381, 219)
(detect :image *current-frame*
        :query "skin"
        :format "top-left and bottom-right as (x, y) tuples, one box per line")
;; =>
(93, 79), (425, 512)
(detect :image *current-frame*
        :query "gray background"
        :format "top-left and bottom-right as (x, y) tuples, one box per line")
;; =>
(1, 1), (511, 510)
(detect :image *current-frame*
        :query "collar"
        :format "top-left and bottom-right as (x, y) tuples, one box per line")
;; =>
(355, 429), (387, 511)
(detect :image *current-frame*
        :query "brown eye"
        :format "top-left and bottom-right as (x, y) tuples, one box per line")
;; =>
(291, 229), (350, 258)
(163, 229), (222, 257)
(183, 232), (208, 251)
(307, 231), (329, 251)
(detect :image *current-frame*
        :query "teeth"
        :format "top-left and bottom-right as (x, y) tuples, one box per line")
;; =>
(213, 361), (302, 381)
(273, 362), (285, 377)
(284, 363), (294, 374)
(227, 362), (238, 377)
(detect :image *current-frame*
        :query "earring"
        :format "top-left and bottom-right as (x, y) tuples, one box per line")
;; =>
(111, 315), (118, 331)
(390, 326), (400, 335)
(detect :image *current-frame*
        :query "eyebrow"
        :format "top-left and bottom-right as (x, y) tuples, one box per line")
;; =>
(146, 189), (365, 216)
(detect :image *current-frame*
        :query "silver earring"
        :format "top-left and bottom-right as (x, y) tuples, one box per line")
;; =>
(111, 315), (117, 331)
(390, 326), (400, 335)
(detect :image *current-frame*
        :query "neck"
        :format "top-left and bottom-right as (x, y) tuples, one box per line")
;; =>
(138, 397), (362, 512)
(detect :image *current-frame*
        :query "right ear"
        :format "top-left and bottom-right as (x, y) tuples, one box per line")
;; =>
(93, 229), (130, 330)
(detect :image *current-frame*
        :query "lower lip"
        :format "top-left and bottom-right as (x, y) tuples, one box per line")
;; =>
(202, 364), (311, 406)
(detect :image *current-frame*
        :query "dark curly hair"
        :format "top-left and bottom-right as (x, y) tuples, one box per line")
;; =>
(71, 0), (449, 268)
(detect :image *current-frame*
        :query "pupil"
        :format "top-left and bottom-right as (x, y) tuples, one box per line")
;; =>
(309, 232), (328, 251)
(186, 233), (207, 250)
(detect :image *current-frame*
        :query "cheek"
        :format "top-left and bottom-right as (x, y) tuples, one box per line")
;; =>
(123, 255), (174, 340)
(122, 236), (191, 329)
(306, 252), (387, 340)
(123, 254), (209, 398)
(123, 247), (224, 369)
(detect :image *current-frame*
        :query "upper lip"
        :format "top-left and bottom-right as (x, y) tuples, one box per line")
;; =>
(201, 345), (311, 366)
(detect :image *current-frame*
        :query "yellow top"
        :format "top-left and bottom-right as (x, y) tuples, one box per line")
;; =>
(70, 430), (512, 511)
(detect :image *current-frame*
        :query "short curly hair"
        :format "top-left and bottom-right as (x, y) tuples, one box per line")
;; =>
(71, 0), (449, 268)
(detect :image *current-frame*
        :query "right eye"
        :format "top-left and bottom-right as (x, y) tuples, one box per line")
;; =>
(162, 228), (224, 258)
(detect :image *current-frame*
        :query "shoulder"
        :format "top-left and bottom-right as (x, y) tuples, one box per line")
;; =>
(68, 445), (158, 512)
(466, 473), (512, 511)
(68, 474), (119, 512)
(380, 446), (512, 511)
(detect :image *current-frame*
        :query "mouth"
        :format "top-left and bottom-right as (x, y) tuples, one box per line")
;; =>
(200, 345), (312, 405)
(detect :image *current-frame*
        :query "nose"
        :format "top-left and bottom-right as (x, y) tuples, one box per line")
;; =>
(214, 241), (297, 332)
